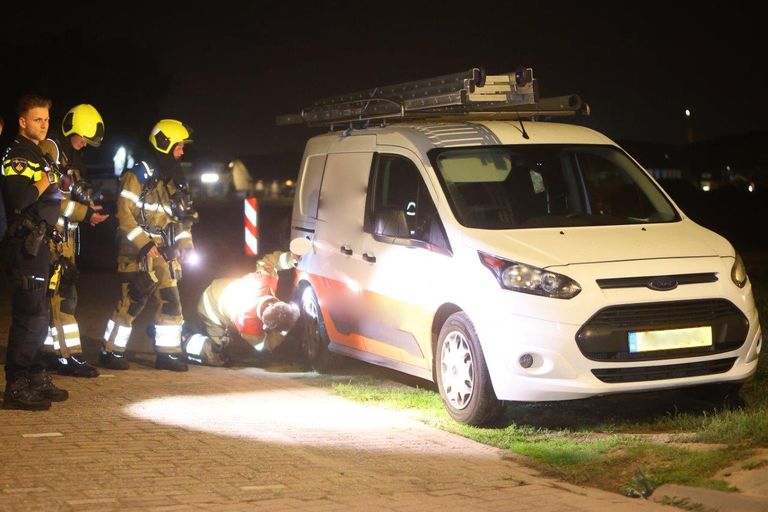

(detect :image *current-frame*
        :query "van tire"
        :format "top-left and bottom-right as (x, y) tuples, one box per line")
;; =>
(298, 286), (337, 373)
(436, 312), (505, 426)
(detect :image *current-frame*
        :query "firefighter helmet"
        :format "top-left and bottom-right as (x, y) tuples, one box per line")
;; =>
(149, 119), (193, 154)
(62, 104), (105, 147)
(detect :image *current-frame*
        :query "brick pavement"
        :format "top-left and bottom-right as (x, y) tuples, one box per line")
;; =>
(0, 362), (670, 511)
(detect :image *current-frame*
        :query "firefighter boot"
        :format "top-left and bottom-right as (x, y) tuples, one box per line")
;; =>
(28, 371), (69, 402)
(56, 355), (101, 378)
(2, 376), (52, 411)
(99, 350), (130, 370)
(155, 353), (188, 372)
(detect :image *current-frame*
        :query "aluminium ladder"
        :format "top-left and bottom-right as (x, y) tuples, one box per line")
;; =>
(276, 67), (588, 129)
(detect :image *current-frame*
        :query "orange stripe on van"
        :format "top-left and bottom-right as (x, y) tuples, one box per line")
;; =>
(300, 272), (433, 371)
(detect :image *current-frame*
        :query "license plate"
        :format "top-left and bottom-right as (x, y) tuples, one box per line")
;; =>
(628, 326), (712, 353)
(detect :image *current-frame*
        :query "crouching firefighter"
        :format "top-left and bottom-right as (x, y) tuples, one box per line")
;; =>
(99, 119), (198, 372)
(183, 238), (310, 366)
(38, 104), (109, 377)
(1, 94), (68, 410)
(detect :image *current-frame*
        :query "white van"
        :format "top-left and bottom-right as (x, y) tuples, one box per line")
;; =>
(284, 69), (762, 425)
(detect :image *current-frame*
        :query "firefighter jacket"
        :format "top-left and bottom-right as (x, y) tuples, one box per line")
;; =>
(1, 136), (61, 230)
(38, 136), (94, 245)
(116, 160), (194, 260)
(199, 251), (297, 343)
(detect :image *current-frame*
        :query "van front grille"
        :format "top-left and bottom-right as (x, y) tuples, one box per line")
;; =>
(576, 299), (748, 362)
(592, 357), (737, 383)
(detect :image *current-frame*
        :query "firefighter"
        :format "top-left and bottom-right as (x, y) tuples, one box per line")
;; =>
(1, 94), (68, 410)
(98, 119), (197, 372)
(38, 104), (109, 377)
(183, 238), (311, 366)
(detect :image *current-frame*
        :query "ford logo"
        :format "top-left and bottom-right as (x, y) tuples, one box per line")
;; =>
(648, 277), (678, 291)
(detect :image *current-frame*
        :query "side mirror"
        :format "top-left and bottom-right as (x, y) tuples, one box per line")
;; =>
(374, 208), (410, 239)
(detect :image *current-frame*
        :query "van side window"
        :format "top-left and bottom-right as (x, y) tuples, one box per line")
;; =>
(368, 154), (449, 251)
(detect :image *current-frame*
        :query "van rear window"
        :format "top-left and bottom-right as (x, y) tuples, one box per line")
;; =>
(430, 145), (680, 229)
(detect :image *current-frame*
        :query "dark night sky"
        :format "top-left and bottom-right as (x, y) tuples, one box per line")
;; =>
(2, 1), (766, 165)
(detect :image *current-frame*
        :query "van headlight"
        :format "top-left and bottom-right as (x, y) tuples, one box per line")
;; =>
(731, 252), (748, 288)
(479, 252), (581, 299)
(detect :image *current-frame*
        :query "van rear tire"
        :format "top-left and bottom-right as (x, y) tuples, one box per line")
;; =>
(436, 312), (505, 426)
(298, 286), (337, 373)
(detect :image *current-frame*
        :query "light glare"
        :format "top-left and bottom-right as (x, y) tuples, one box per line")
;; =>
(201, 172), (220, 183)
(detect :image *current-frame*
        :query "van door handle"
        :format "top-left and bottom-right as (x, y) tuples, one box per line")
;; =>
(362, 252), (376, 263)
(340, 245), (353, 256)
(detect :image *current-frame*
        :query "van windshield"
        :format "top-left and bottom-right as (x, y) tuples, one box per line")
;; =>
(430, 145), (680, 229)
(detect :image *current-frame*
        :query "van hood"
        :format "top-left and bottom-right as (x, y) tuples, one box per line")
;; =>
(463, 220), (734, 268)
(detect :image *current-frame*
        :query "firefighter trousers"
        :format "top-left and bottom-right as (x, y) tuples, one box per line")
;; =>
(42, 235), (83, 358)
(103, 254), (183, 355)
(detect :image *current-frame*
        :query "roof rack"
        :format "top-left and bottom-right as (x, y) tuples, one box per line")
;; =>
(276, 67), (589, 128)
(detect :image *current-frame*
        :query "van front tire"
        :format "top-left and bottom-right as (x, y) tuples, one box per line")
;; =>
(436, 312), (505, 426)
(298, 286), (337, 373)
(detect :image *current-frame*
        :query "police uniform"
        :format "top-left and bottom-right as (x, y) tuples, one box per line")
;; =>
(100, 157), (194, 370)
(1, 136), (66, 408)
(38, 135), (99, 376)
(184, 251), (297, 365)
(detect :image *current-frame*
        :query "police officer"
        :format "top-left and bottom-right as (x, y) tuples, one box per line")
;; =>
(1, 94), (68, 410)
(38, 104), (109, 377)
(99, 119), (197, 372)
(183, 242), (308, 366)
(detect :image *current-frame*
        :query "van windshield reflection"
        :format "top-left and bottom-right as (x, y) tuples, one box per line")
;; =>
(431, 145), (680, 229)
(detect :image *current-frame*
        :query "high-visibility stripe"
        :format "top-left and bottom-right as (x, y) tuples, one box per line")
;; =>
(64, 337), (81, 349)
(202, 292), (223, 326)
(44, 327), (56, 348)
(155, 324), (181, 348)
(62, 323), (81, 349)
(57, 217), (79, 229)
(107, 321), (132, 349)
(120, 190), (139, 202)
(127, 227), (144, 241)
(174, 231), (191, 242)
(63, 201), (76, 218)
(62, 323), (79, 334)
(185, 334), (208, 356)
(104, 319), (115, 341)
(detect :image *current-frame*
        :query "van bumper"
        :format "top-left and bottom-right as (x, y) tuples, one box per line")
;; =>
(475, 308), (761, 402)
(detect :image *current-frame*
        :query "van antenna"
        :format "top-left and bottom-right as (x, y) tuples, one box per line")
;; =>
(517, 113), (530, 139)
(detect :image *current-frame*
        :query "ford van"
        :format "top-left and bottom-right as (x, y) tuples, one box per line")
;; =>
(284, 69), (762, 425)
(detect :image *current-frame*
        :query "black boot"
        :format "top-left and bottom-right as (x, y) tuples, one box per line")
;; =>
(28, 371), (69, 402)
(98, 350), (130, 370)
(56, 355), (100, 378)
(2, 376), (52, 411)
(155, 353), (188, 372)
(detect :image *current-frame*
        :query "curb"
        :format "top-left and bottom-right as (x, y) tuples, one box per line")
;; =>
(652, 483), (768, 512)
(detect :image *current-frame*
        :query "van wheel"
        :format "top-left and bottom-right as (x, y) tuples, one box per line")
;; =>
(436, 312), (504, 426)
(298, 286), (336, 373)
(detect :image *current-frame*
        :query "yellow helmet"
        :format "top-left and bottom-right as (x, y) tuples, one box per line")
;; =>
(62, 104), (105, 147)
(149, 119), (193, 154)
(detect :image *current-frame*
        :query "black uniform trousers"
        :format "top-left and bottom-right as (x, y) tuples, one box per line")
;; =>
(1, 236), (51, 382)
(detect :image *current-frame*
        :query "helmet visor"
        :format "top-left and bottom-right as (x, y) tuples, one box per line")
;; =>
(85, 122), (105, 147)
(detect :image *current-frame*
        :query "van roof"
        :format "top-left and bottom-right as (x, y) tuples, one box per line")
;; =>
(304, 121), (617, 156)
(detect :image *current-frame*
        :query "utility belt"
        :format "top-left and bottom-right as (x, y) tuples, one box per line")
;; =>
(8, 215), (64, 258)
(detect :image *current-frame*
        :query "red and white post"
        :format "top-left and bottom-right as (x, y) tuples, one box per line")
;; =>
(244, 197), (258, 255)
